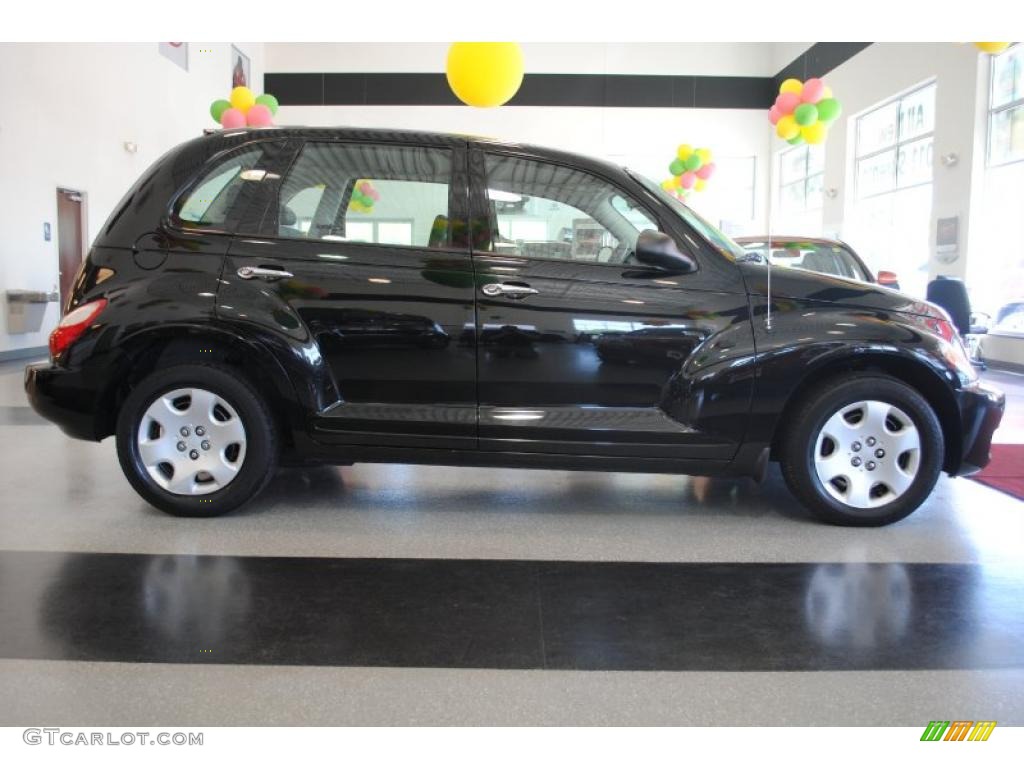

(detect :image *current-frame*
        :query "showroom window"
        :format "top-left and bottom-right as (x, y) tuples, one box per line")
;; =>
(177, 146), (265, 228)
(775, 144), (824, 235)
(273, 143), (454, 248)
(968, 44), (1024, 334)
(481, 154), (663, 264)
(988, 42), (1024, 166)
(846, 81), (936, 298)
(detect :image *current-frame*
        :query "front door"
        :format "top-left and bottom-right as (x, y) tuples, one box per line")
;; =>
(469, 148), (753, 459)
(222, 138), (477, 449)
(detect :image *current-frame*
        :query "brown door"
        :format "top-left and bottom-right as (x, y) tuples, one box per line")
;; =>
(56, 189), (84, 312)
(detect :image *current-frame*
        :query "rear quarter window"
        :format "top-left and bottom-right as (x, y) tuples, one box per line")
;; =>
(175, 146), (265, 229)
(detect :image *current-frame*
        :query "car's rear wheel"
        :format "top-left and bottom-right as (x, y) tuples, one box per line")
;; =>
(779, 374), (943, 526)
(116, 364), (277, 517)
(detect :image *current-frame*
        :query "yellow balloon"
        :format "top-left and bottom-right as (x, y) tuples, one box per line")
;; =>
(676, 143), (693, 161)
(695, 178), (707, 192)
(801, 121), (827, 145)
(446, 43), (524, 107)
(776, 114), (800, 140)
(780, 78), (803, 95)
(696, 148), (712, 164)
(661, 179), (675, 191)
(230, 86), (255, 113)
(975, 42), (1011, 54)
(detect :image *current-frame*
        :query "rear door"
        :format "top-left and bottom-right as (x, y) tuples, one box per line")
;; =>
(468, 146), (754, 459)
(221, 138), (477, 449)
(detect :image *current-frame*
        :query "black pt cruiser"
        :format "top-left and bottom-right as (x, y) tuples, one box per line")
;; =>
(25, 127), (1004, 525)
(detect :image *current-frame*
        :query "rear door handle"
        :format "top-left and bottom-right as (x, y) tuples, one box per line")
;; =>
(237, 265), (293, 281)
(481, 282), (539, 299)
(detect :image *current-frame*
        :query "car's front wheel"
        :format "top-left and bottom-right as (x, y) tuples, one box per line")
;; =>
(116, 364), (278, 517)
(779, 374), (944, 526)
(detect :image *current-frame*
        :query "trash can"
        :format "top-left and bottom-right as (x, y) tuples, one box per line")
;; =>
(6, 290), (58, 334)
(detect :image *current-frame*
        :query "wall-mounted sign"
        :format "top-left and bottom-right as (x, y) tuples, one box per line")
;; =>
(936, 216), (959, 264)
(43, 222), (51, 242)
(158, 42), (189, 72)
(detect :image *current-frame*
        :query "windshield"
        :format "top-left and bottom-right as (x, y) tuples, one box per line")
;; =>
(631, 171), (748, 262)
(737, 240), (871, 283)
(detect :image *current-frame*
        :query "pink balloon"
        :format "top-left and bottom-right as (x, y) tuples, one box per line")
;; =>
(769, 105), (781, 125)
(801, 78), (825, 104)
(696, 162), (715, 180)
(245, 104), (273, 127)
(220, 108), (246, 130)
(680, 171), (697, 189)
(776, 92), (801, 114)
(368, 189), (380, 201)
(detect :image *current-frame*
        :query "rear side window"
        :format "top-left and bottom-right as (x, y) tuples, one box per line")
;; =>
(176, 146), (265, 228)
(273, 143), (454, 248)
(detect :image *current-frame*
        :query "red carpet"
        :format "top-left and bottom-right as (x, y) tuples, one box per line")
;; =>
(971, 444), (1024, 500)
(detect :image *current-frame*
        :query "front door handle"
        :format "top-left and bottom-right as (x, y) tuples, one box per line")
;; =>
(237, 265), (294, 281)
(481, 282), (539, 299)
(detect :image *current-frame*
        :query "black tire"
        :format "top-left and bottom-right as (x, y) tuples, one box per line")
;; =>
(779, 374), (943, 526)
(116, 363), (278, 517)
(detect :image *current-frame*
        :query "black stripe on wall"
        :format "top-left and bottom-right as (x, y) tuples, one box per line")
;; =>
(265, 72), (777, 109)
(1, 550), (1021, 671)
(774, 42), (873, 90)
(266, 42), (872, 110)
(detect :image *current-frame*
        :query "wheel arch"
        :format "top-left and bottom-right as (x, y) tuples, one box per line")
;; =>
(769, 351), (962, 473)
(97, 324), (307, 450)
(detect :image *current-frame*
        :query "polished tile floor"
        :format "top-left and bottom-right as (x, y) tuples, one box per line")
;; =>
(1, 359), (1022, 725)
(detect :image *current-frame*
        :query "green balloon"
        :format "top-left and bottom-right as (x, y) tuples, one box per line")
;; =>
(816, 97), (842, 122)
(787, 135), (805, 145)
(209, 99), (231, 122)
(794, 103), (819, 126)
(669, 159), (685, 176)
(685, 154), (702, 172)
(255, 93), (279, 115)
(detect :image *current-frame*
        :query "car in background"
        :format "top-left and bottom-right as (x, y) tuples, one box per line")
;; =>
(734, 236), (900, 290)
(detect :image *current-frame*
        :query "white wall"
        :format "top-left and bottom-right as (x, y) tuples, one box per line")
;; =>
(267, 42), (777, 77)
(0, 42), (265, 355)
(770, 42), (814, 73)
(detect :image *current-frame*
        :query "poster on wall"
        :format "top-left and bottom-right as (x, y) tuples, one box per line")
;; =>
(231, 45), (251, 89)
(158, 42), (188, 71)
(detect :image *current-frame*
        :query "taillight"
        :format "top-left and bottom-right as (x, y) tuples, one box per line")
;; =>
(49, 298), (108, 358)
(924, 315), (956, 343)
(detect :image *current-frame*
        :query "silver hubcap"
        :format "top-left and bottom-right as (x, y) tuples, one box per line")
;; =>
(813, 400), (921, 509)
(137, 387), (247, 496)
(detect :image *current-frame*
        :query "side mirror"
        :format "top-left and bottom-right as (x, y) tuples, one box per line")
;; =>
(876, 270), (899, 288)
(634, 230), (697, 274)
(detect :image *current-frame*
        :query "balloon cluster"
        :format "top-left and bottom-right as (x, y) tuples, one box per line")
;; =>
(660, 145), (715, 199)
(209, 87), (279, 129)
(769, 78), (842, 146)
(348, 180), (380, 214)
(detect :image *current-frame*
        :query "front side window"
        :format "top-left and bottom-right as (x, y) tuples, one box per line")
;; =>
(177, 146), (265, 228)
(480, 154), (661, 265)
(274, 143), (454, 248)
